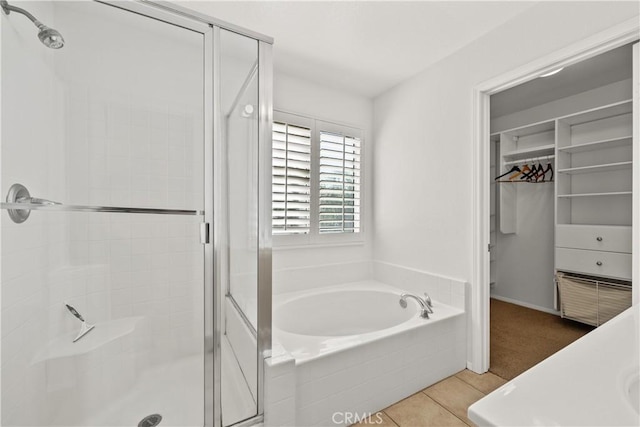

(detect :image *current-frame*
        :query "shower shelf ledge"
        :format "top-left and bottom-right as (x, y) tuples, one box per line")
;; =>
(32, 316), (143, 364)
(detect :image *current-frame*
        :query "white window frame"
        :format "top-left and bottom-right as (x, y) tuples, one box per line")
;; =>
(273, 110), (364, 247)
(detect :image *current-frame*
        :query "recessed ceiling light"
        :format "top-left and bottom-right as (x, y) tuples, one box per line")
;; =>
(539, 67), (564, 78)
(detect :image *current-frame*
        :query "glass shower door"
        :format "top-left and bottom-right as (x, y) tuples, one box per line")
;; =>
(1, 2), (207, 426)
(219, 28), (261, 427)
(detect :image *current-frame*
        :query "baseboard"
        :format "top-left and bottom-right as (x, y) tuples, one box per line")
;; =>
(466, 360), (480, 373)
(490, 294), (560, 316)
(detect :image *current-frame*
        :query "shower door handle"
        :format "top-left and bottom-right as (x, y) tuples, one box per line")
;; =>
(3, 183), (203, 224)
(5, 183), (61, 223)
(7, 183), (61, 206)
(19, 197), (61, 205)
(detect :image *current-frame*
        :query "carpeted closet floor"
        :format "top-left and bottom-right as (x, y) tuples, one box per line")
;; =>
(489, 298), (594, 380)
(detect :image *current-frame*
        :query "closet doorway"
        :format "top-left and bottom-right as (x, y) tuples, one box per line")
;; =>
(486, 41), (637, 380)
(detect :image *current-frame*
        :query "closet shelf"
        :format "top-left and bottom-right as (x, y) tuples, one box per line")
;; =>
(499, 119), (555, 137)
(557, 99), (632, 126)
(556, 223), (632, 229)
(557, 136), (632, 154)
(502, 144), (555, 161)
(557, 191), (632, 198)
(557, 161), (632, 175)
(503, 155), (554, 167)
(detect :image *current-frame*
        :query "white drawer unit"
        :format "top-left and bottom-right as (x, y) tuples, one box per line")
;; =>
(556, 225), (632, 253)
(554, 100), (634, 316)
(556, 247), (632, 281)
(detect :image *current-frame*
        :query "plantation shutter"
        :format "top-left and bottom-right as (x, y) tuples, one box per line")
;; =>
(318, 129), (361, 233)
(272, 121), (311, 234)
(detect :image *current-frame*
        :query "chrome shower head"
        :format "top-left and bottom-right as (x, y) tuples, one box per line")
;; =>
(1, 0), (65, 49)
(37, 24), (65, 49)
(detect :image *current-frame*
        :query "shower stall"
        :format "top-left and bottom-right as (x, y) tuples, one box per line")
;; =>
(0, 1), (272, 426)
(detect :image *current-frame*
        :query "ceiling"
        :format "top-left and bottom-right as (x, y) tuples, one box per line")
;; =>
(491, 43), (634, 118)
(184, 1), (537, 98)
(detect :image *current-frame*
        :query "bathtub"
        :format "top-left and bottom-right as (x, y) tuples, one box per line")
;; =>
(269, 280), (467, 426)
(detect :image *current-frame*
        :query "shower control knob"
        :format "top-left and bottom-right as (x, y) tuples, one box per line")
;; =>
(596, 236), (603, 242)
(596, 261), (603, 266)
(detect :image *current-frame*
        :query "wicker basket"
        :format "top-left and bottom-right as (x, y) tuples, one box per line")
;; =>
(556, 271), (631, 327)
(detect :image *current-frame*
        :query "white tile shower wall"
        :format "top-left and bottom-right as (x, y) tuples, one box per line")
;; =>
(46, 317), (152, 425)
(273, 260), (373, 294)
(373, 260), (466, 310)
(56, 0), (205, 372)
(2, 2), (205, 425)
(65, 214), (203, 365)
(293, 313), (466, 426)
(1, 0), (63, 423)
(65, 88), (202, 210)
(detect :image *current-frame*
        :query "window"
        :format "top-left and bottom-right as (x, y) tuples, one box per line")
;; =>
(272, 120), (312, 235)
(272, 111), (363, 244)
(319, 130), (361, 234)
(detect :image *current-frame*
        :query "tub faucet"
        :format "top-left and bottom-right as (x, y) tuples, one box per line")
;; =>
(399, 293), (431, 319)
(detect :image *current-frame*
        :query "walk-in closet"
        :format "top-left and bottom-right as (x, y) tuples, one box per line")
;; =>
(488, 42), (637, 378)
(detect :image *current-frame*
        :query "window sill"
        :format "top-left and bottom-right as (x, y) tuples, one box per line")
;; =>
(273, 240), (366, 251)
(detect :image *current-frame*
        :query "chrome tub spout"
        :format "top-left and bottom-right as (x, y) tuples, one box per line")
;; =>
(399, 293), (432, 319)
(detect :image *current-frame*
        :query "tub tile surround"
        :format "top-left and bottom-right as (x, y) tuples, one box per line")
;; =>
(372, 261), (466, 309)
(273, 260), (373, 295)
(266, 269), (468, 427)
(264, 352), (297, 427)
(273, 260), (466, 310)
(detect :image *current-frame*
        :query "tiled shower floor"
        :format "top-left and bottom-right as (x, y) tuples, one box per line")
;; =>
(72, 336), (255, 427)
(354, 370), (507, 427)
(80, 354), (204, 427)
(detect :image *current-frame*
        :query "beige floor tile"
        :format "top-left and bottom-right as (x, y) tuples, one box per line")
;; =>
(351, 411), (398, 426)
(422, 376), (485, 426)
(455, 369), (507, 395)
(383, 392), (467, 427)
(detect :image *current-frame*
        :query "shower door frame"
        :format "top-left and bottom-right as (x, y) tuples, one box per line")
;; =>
(89, 2), (273, 427)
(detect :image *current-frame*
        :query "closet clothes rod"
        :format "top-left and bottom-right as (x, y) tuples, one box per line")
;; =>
(503, 154), (555, 167)
(495, 163), (554, 183)
(495, 180), (554, 183)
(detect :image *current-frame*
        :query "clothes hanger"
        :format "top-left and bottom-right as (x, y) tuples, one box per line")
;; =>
(520, 162), (538, 181)
(495, 165), (520, 180)
(534, 159), (545, 182)
(540, 157), (554, 182)
(509, 163), (530, 181)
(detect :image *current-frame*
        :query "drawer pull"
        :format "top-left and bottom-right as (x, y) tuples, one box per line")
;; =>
(596, 261), (603, 266)
(596, 237), (603, 242)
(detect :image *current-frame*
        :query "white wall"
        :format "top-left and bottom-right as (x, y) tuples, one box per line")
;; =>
(272, 72), (374, 292)
(373, 2), (639, 286)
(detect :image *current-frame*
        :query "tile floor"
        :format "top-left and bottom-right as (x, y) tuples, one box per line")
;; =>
(354, 370), (507, 427)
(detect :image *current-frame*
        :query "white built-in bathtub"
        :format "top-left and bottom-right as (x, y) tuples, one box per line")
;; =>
(269, 280), (467, 427)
